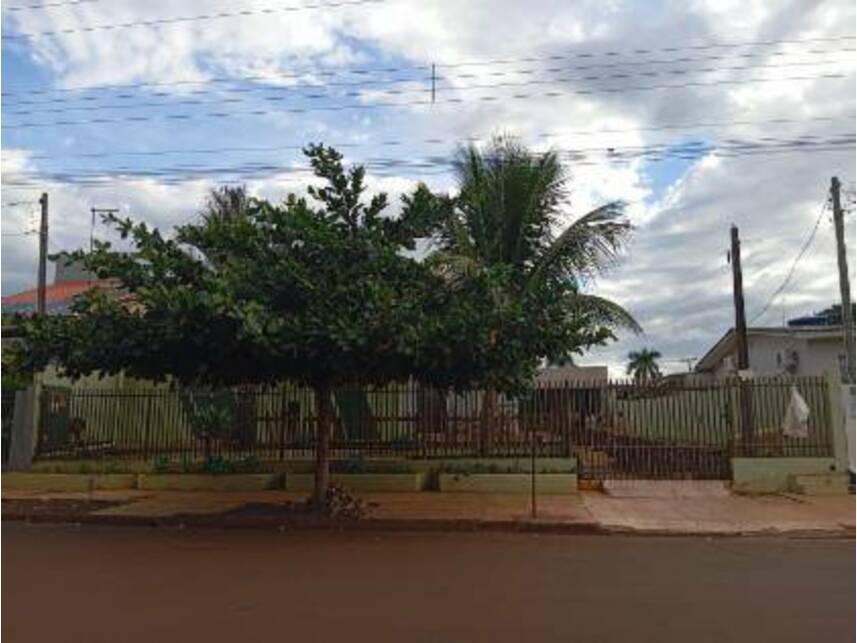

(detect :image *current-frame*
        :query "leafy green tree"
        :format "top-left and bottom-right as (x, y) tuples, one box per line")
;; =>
(411, 137), (640, 438)
(13, 142), (639, 504)
(12, 145), (525, 505)
(626, 348), (662, 382)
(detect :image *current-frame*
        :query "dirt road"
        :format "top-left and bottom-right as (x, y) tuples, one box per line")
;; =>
(3, 523), (853, 642)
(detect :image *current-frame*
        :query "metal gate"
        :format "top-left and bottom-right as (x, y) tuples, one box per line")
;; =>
(554, 377), (833, 481)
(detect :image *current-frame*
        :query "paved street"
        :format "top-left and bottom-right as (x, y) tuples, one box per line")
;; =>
(2, 523), (854, 643)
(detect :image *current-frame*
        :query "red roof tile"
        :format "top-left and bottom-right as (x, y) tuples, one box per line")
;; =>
(1, 280), (116, 305)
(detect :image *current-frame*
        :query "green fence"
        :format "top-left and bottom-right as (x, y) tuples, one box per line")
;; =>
(33, 376), (834, 479)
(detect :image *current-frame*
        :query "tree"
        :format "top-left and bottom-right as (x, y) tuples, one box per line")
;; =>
(410, 137), (640, 441)
(202, 185), (251, 223)
(11, 145), (517, 507)
(626, 348), (662, 382)
(199, 185), (257, 446)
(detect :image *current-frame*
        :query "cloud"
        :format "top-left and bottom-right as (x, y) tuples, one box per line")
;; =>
(2, 0), (854, 376)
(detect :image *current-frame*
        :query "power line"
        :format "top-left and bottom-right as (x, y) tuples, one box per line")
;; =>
(442, 35), (856, 68)
(749, 198), (830, 324)
(3, 136), (853, 188)
(6, 55), (852, 118)
(16, 114), (854, 162)
(2, 34), (853, 97)
(5, 141), (852, 187)
(1, 0), (389, 39)
(3, 71), (848, 130)
(3, 0), (99, 11)
(5, 42), (853, 106)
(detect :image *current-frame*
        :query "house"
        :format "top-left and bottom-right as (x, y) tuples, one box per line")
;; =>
(695, 322), (851, 383)
(535, 364), (609, 385)
(1, 257), (118, 316)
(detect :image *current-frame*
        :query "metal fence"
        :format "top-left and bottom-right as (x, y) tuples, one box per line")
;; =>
(33, 376), (834, 479)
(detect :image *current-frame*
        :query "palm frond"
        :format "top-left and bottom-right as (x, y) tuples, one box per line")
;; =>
(530, 202), (631, 285)
(564, 293), (642, 334)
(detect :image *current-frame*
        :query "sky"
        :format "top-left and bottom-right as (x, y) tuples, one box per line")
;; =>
(1, 0), (855, 377)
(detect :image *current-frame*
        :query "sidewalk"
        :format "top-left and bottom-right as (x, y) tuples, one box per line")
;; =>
(3, 487), (854, 537)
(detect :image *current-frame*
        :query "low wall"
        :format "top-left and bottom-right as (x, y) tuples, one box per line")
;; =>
(731, 457), (837, 493)
(285, 473), (426, 492)
(1, 473), (137, 492)
(137, 473), (281, 492)
(438, 473), (578, 494)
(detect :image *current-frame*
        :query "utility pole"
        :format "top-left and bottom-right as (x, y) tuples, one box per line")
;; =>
(430, 63), (436, 104)
(729, 224), (753, 452)
(831, 176), (855, 385)
(89, 207), (119, 285)
(730, 225), (750, 371)
(37, 192), (48, 315)
(677, 357), (697, 373)
(90, 207), (119, 254)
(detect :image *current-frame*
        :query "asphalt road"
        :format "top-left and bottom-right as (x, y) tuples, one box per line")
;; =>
(2, 523), (854, 643)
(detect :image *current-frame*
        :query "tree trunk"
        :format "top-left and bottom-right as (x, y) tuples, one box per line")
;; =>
(479, 387), (498, 455)
(312, 383), (333, 508)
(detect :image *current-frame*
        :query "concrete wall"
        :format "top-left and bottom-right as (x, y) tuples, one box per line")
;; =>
(731, 457), (836, 493)
(438, 473), (577, 494)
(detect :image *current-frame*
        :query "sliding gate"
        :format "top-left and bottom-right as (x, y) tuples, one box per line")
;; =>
(534, 377), (833, 481)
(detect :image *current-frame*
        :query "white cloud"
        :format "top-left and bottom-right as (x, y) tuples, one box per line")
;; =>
(2, 0), (855, 376)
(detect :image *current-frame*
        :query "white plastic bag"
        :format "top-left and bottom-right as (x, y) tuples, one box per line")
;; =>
(781, 386), (810, 439)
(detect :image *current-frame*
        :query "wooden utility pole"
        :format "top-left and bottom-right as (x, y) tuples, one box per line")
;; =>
(90, 207), (119, 254)
(730, 224), (753, 452)
(730, 225), (750, 370)
(831, 176), (855, 384)
(36, 192), (48, 315)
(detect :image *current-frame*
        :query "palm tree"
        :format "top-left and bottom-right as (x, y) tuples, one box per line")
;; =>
(626, 348), (662, 382)
(202, 185), (251, 223)
(194, 186), (258, 446)
(429, 137), (640, 442)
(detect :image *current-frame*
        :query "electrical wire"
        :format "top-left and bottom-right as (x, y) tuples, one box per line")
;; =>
(1, 0), (388, 39)
(5, 43), (853, 107)
(3, 136), (853, 188)
(5, 54), (852, 117)
(3, 71), (848, 130)
(3, 0), (99, 11)
(14, 114), (853, 162)
(749, 198), (830, 324)
(3, 34), (853, 97)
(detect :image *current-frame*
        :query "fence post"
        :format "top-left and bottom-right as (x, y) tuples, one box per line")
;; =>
(143, 395), (153, 459)
(8, 384), (40, 471)
(825, 370), (850, 474)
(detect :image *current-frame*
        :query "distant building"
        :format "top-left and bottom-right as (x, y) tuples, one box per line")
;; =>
(536, 365), (609, 384)
(1, 257), (116, 316)
(695, 323), (851, 383)
(786, 304), (855, 328)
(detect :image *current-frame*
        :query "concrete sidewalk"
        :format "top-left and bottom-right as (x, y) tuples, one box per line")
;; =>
(2, 488), (854, 536)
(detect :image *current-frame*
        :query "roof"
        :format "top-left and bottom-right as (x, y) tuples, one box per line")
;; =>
(695, 325), (846, 372)
(0, 280), (117, 315)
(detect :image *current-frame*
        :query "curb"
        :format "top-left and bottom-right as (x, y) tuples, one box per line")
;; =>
(3, 510), (853, 539)
(1, 511), (605, 535)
